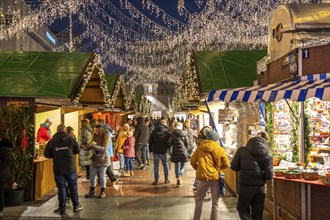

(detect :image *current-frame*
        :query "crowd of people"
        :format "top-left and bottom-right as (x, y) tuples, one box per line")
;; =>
(0, 115), (273, 220)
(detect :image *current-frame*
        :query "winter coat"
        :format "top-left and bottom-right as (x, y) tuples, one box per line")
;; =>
(44, 132), (80, 176)
(0, 140), (12, 182)
(80, 124), (92, 145)
(102, 124), (114, 158)
(231, 137), (273, 186)
(183, 125), (197, 155)
(115, 130), (128, 154)
(37, 123), (52, 143)
(134, 117), (149, 145)
(168, 129), (189, 163)
(149, 124), (171, 154)
(78, 124), (92, 166)
(190, 140), (230, 181)
(122, 136), (136, 158)
(90, 135), (111, 167)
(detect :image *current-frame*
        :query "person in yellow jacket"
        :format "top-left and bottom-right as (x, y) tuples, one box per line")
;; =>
(190, 128), (230, 220)
(115, 123), (129, 172)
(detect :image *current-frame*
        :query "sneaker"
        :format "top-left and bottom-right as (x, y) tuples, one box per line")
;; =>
(152, 181), (159, 185)
(99, 192), (106, 198)
(74, 205), (83, 212)
(164, 179), (170, 184)
(176, 180), (182, 186)
(85, 191), (95, 198)
(139, 165), (145, 170)
(54, 208), (66, 214)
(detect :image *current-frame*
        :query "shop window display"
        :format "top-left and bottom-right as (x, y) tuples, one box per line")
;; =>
(306, 98), (330, 165)
(273, 100), (293, 160)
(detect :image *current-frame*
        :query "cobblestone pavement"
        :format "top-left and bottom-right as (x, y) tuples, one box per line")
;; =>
(2, 160), (273, 220)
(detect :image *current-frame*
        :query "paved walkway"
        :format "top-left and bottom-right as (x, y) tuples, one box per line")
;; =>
(2, 160), (273, 220)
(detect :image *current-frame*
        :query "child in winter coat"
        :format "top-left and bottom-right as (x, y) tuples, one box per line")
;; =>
(122, 130), (136, 176)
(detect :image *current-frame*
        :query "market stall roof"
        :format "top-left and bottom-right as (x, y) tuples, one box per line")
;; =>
(207, 73), (330, 103)
(193, 50), (267, 93)
(0, 51), (110, 107)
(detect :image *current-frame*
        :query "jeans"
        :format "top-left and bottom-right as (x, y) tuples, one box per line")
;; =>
(119, 153), (125, 170)
(193, 180), (220, 220)
(153, 153), (169, 181)
(237, 185), (266, 220)
(106, 165), (117, 182)
(193, 178), (199, 188)
(54, 172), (79, 211)
(135, 144), (147, 166)
(90, 166), (107, 188)
(145, 144), (150, 160)
(174, 162), (185, 178)
(125, 157), (133, 171)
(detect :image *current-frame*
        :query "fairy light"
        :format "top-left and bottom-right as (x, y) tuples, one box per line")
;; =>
(73, 54), (111, 108)
(1, 0), (325, 111)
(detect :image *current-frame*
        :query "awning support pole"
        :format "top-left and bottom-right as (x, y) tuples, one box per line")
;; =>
(204, 100), (224, 147)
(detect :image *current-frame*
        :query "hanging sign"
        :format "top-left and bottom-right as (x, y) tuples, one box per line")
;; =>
(218, 109), (237, 124)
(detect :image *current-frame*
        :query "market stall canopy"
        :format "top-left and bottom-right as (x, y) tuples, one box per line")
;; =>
(0, 51), (110, 107)
(207, 73), (330, 103)
(193, 50), (267, 94)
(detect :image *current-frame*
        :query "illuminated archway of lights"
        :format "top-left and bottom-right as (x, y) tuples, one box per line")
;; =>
(0, 0), (325, 87)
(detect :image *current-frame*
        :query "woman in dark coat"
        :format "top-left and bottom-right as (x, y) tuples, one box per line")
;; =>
(0, 132), (12, 218)
(168, 122), (189, 186)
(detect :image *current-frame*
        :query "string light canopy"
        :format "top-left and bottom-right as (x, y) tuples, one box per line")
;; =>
(0, 0), (325, 99)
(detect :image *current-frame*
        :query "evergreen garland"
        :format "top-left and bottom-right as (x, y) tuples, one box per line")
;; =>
(304, 101), (313, 163)
(266, 102), (274, 153)
(290, 102), (299, 162)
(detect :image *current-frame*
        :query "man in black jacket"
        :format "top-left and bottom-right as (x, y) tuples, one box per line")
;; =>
(231, 136), (273, 220)
(44, 124), (82, 214)
(134, 116), (149, 169)
(149, 120), (171, 185)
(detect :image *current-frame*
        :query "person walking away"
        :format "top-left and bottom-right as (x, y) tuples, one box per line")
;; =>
(122, 130), (136, 176)
(37, 118), (53, 143)
(183, 119), (197, 157)
(149, 119), (171, 185)
(84, 124), (111, 198)
(44, 124), (82, 214)
(144, 118), (154, 165)
(231, 135), (273, 220)
(192, 126), (213, 191)
(168, 122), (189, 186)
(0, 132), (12, 218)
(65, 126), (77, 199)
(116, 124), (129, 173)
(190, 129), (230, 220)
(134, 116), (149, 169)
(98, 119), (118, 185)
(79, 119), (92, 180)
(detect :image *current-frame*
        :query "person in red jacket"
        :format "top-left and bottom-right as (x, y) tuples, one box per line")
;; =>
(37, 118), (53, 143)
(122, 130), (136, 176)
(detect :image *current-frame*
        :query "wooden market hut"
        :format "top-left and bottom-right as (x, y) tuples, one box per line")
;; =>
(173, 49), (267, 194)
(0, 51), (111, 201)
(91, 74), (133, 128)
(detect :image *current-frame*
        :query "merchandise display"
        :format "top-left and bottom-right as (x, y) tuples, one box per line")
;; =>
(273, 100), (293, 159)
(306, 98), (330, 164)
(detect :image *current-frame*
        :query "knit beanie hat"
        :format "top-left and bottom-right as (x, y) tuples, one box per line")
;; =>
(205, 129), (220, 141)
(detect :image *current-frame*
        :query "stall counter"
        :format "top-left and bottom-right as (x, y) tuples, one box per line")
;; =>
(272, 176), (330, 220)
(34, 157), (56, 200)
